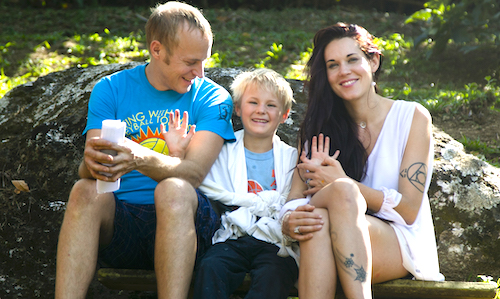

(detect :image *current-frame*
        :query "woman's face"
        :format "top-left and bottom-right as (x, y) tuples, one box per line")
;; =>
(324, 37), (379, 102)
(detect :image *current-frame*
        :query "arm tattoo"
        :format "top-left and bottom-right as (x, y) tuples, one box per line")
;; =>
(400, 162), (427, 193)
(334, 248), (367, 283)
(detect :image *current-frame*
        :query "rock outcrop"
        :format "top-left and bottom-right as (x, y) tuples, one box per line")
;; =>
(1, 62), (499, 297)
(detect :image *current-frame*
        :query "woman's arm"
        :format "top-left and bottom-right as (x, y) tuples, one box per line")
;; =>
(357, 105), (432, 225)
(297, 106), (432, 225)
(391, 105), (432, 225)
(281, 135), (333, 240)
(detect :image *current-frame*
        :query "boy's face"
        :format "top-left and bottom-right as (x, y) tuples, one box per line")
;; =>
(235, 83), (289, 141)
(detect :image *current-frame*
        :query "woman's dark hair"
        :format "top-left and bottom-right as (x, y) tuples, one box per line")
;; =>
(299, 22), (383, 181)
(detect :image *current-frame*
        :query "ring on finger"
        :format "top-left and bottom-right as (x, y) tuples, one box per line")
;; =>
(306, 179), (311, 188)
(294, 226), (301, 235)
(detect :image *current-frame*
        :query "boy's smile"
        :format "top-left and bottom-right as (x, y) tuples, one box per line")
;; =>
(235, 83), (288, 151)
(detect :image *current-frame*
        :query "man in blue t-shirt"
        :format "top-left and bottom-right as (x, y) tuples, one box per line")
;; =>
(54, 2), (235, 298)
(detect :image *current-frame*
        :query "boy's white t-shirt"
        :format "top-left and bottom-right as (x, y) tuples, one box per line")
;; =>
(198, 129), (299, 262)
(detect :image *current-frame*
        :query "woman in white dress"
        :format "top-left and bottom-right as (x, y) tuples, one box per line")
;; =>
(280, 23), (443, 298)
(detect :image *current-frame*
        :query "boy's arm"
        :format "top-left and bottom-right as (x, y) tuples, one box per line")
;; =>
(286, 168), (308, 202)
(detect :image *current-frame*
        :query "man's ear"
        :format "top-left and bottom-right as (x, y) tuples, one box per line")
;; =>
(280, 108), (290, 123)
(149, 40), (163, 60)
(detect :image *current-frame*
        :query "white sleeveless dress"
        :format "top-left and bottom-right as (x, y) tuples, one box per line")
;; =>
(362, 100), (444, 281)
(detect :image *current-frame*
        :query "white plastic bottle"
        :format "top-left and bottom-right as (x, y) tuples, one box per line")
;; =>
(96, 119), (126, 194)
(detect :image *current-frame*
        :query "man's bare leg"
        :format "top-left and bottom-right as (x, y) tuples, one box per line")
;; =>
(55, 179), (116, 299)
(154, 178), (198, 299)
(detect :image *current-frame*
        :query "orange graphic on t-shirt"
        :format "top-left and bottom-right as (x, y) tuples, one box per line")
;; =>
(248, 180), (263, 194)
(270, 169), (276, 189)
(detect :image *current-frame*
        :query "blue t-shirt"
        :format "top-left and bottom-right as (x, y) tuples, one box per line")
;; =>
(84, 64), (235, 204)
(244, 148), (276, 193)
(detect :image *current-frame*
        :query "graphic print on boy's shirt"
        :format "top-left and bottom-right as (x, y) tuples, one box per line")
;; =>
(245, 148), (276, 194)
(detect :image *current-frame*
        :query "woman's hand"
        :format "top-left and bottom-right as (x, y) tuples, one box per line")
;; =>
(161, 109), (195, 159)
(282, 204), (324, 241)
(299, 151), (345, 196)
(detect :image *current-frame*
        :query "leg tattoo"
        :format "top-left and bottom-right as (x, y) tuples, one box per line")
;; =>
(335, 250), (367, 283)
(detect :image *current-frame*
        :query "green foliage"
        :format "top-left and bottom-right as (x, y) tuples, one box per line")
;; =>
(0, 26), (148, 98)
(285, 46), (312, 80)
(383, 75), (500, 115)
(406, 0), (500, 56)
(0, 68), (33, 98)
(1, 6), (499, 166)
(459, 135), (500, 166)
(374, 33), (413, 79)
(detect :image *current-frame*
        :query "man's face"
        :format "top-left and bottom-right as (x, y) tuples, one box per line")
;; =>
(159, 25), (212, 93)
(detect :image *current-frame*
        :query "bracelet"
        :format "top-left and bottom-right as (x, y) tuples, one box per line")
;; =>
(280, 211), (297, 243)
(280, 210), (292, 225)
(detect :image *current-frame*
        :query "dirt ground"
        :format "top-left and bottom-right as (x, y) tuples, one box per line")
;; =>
(433, 108), (500, 166)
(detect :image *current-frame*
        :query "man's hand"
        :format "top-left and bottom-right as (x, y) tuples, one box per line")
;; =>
(81, 130), (147, 182)
(161, 109), (196, 159)
(82, 135), (127, 181)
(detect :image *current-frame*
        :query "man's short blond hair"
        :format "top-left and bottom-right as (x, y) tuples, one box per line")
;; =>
(146, 1), (212, 56)
(230, 68), (295, 113)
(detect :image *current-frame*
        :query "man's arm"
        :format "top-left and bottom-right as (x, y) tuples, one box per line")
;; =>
(80, 127), (224, 189)
(78, 129), (103, 179)
(123, 130), (224, 188)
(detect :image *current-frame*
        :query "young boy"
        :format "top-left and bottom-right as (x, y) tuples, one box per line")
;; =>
(193, 68), (298, 298)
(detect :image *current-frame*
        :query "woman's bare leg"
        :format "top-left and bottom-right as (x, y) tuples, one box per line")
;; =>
(311, 178), (372, 298)
(367, 216), (409, 283)
(298, 208), (337, 299)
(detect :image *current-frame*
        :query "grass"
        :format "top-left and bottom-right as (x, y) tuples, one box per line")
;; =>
(0, 4), (499, 165)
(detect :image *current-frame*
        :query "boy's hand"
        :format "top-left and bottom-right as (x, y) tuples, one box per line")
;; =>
(161, 109), (195, 159)
(306, 133), (331, 166)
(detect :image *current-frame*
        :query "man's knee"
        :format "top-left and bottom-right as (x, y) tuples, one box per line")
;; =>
(67, 179), (107, 208)
(154, 178), (197, 213)
(65, 179), (115, 220)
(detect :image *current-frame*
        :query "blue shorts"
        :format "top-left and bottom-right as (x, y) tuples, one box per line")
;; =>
(98, 190), (219, 270)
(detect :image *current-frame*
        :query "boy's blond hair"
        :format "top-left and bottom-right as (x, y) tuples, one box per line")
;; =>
(230, 68), (295, 113)
(146, 1), (212, 58)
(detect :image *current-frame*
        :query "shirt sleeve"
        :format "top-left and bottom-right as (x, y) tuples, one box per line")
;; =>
(83, 77), (117, 135)
(191, 79), (236, 142)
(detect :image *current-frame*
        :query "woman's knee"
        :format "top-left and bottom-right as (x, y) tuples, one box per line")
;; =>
(323, 179), (365, 212)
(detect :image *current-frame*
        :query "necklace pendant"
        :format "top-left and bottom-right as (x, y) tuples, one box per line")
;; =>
(359, 121), (366, 129)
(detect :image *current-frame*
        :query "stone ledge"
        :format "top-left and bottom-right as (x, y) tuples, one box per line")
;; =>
(97, 268), (498, 299)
